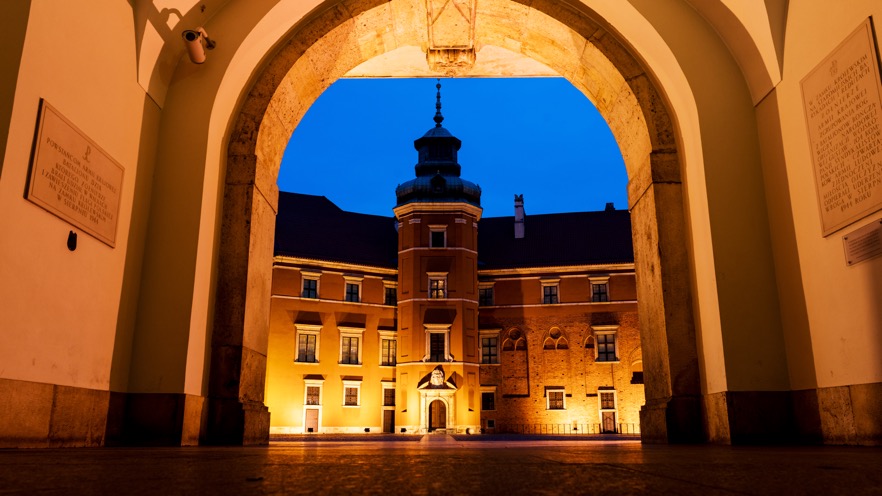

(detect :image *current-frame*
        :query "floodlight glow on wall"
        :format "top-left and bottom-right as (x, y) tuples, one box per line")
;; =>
(182, 28), (216, 64)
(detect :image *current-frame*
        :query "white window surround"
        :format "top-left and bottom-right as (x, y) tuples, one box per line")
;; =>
(343, 275), (363, 302)
(423, 324), (452, 362)
(589, 276), (610, 302)
(303, 378), (324, 406)
(598, 388), (617, 412)
(301, 270), (321, 298)
(379, 330), (397, 367)
(427, 272), (448, 299)
(338, 327), (365, 366)
(546, 388), (566, 410)
(294, 324), (322, 363)
(592, 325), (620, 363)
(382, 383), (396, 408)
(342, 379), (362, 407)
(541, 278), (560, 304)
(429, 225), (447, 248)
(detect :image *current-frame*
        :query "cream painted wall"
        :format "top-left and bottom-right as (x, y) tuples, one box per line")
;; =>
(630, 0), (791, 392)
(3, 0), (878, 407)
(774, 0), (882, 389)
(0, 0), (150, 390)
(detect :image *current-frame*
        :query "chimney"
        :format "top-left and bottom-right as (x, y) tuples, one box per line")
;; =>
(605, 202), (615, 211)
(514, 194), (525, 239)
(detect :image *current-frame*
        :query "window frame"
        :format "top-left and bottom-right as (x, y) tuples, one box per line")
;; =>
(383, 281), (398, 306)
(541, 279), (560, 304)
(479, 329), (500, 364)
(343, 275), (363, 303)
(301, 271), (320, 299)
(429, 225), (447, 248)
(382, 384), (396, 407)
(546, 388), (566, 410)
(478, 282), (494, 306)
(427, 272), (448, 299)
(338, 327), (365, 366)
(590, 276), (610, 303)
(294, 324), (322, 363)
(303, 380), (324, 406)
(424, 324), (452, 362)
(593, 325), (619, 363)
(342, 379), (362, 407)
(481, 391), (496, 411)
(379, 330), (397, 367)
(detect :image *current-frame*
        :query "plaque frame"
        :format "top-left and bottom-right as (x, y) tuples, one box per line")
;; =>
(801, 18), (882, 237)
(25, 100), (124, 247)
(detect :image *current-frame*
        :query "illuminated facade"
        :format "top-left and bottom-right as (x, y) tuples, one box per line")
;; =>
(266, 89), (642, 434)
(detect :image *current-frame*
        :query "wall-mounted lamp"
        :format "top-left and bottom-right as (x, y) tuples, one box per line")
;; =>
(182, 27), (216, 64)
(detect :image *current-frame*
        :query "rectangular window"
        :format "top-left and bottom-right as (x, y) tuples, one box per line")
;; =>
(543, 284), (559, 304)
(600, 391), (615, 409)
(481, 392), (495, 411)
(383, 388), (395, 407)
(481, 337), (498, 364)
(592, 283), (609, 302)
(429, 277), (447, 299)
(596, 333), (617, 362)
(305, 386), (320, 406)
(341, 336), (359, 364)
(302, 278), (318, 299)
(345, 283), (360, 302)
(344, 387), (359, 406)
(479, 287), (494, 306)
(297, 334), (317, 363)
(547, 390), (565, 410)
(430, 228), (446, 248)
(429, 333), (446, 362)
(385, 286), (397, 306)
(381, 338), (397, 366)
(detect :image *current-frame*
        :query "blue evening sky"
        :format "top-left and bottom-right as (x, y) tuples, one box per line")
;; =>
(279, 78), (627, 219)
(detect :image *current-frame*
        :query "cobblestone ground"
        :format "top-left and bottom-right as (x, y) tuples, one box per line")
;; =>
(1, 435), (881, 495)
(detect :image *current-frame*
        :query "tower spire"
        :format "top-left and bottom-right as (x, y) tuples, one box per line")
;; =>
(433, 78), (444, 127)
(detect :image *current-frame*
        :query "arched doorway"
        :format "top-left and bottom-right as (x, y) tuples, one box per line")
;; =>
(212, 0), (701, 445)
(428, 400), (447, 432)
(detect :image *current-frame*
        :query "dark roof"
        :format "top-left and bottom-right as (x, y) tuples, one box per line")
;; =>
(274, 192), (398, 268)
(274, 192), (633, 270)
(477, 210), (634, 269)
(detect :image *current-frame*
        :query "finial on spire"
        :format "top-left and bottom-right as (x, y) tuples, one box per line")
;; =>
(433, 78), (444, 127)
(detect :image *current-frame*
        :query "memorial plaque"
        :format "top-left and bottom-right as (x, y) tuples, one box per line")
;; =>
(843, 219), (882, 266)
(26, 100), (124, 247)
(802, 19), (882, 236)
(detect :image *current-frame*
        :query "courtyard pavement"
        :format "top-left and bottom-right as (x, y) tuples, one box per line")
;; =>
(1, 434), (881, 494)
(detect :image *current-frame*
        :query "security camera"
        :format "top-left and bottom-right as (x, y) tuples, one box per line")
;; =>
(182, 28), (216, 64)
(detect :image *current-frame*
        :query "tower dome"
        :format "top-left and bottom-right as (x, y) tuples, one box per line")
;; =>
(395, 80), (481, 207)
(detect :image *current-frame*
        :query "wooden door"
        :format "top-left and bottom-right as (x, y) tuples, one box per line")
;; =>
(601, 411), (616, 433)
(429, 400), (446, 431)
(305, 408), (319, 433)
(383, 410), (394, 433)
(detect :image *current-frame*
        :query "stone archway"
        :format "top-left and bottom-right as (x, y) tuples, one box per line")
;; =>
(211, 0), (700, 444)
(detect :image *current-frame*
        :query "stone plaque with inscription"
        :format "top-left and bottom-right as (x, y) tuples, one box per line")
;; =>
(26, 101), (124, 247)
(802, 18), (882, 236)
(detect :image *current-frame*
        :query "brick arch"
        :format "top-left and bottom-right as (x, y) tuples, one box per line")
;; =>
(212, 0), (700, 444)
(502, 327), (527, 351)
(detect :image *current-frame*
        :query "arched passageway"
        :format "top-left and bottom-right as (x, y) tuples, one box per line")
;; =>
(211, 0), (700, 445)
